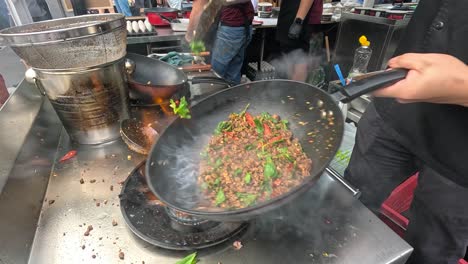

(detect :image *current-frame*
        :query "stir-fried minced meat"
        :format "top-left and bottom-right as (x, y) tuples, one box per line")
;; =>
(198, 107), (313, 209)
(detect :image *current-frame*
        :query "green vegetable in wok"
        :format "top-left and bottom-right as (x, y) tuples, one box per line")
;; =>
(170, 96), (191, 119)
(190, 40), (206, 55)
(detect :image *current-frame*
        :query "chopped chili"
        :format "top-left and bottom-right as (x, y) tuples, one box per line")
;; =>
(59, 150), (77, 162)
(268, 136), (282, 144)
(263, 123), (271, 137)
(245, 112), (255, 128)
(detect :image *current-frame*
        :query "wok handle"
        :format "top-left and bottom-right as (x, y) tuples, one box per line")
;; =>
(325, 168), (361, 198)
(190, 76), (231, 87)
(25, 68), (46, 96)
(339, 69), (408, 103)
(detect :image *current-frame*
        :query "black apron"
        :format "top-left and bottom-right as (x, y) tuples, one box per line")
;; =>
(276, 0), (311, 52)
(374, 0), (468, 187)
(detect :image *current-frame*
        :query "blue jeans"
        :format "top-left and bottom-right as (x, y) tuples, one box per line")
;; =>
(115, 0), (132, 16)
(211, 25), (253, 85)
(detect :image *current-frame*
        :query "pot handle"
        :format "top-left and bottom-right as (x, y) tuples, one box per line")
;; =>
(125, 58), (136, 75)
(339, 69), (407, 103)
(190, 76), (231, 87)
(25, 68), (46, 96)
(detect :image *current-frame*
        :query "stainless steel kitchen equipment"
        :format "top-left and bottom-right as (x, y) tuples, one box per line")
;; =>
(0, 79), (413, 264)
(0, 14), (127, 69)
(30, 60), (129, 144)
(0, 14), (130, 144)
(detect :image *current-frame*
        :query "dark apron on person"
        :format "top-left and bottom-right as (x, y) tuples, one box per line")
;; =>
(276, 0), (311, 52)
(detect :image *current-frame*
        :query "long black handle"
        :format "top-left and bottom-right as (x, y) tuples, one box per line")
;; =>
(339, 69), (408, 103)
(159, 14), (173, 23)
(190, 76), (231, 87)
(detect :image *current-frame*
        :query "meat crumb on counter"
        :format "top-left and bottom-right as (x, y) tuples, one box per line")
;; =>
(48, 199), (55, 205)
(233, 241), (243, 250)
(90, 179), (96, 183)
(118, 251), (125, 260)
(112, 219), (118, 226)
(80, 178), (85, 184)
(84, 225), (93, 236)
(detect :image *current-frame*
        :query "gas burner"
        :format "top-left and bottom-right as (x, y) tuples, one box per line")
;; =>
(119, 162), (249, 250)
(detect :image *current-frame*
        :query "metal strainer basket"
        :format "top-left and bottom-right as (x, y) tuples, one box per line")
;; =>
(0, 14), (127, 69)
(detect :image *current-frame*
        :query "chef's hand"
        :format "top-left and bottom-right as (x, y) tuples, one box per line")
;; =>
(374, 53), (468, 107)
(288, 19), (303, 40)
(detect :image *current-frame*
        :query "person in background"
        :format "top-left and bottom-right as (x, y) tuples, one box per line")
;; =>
(276, 0), (323, 81)
(166, 0), (183, 10)
(277, 0), (322, 53)
(344, 0), (468, 262)
(186, 0), (254, 85)
(114, 0), (132, 16)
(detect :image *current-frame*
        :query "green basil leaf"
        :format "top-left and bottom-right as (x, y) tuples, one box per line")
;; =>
(175, 252), (197, 264)
(239, 103), (250, 116)
(213, 178), (221, 186)
(215, 189), (226, 205)
(244, 172), (252, 184)
(264, 158), (277, 180)
(214, 121), (232, 135)
(234, 168), (242, 177)
(170, 97), (191, 119)
(236, 192), (257, 206)
(190, 40), (206, 55)
(254, 119), (263, 135)
(214, 158), (223, 169)
(244, 144), (254, 150)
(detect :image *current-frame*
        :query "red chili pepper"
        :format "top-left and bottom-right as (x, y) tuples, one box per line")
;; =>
(263, 123), (271, 137)
(273, 179), (282, 187)
(268, 136), (282, 144)
(59, 150), (77, 162)
(245, 112), (255, 128)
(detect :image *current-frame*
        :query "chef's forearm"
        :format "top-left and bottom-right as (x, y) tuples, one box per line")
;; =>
(186, 0), (208, 42)
(295, 0), (314, 20)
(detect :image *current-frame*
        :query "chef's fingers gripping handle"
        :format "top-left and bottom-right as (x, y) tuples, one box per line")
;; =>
(339, 69), (408, 103)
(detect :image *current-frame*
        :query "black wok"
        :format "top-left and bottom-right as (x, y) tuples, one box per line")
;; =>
(125, 53), (229, 106)
(146, 70), (407, 221)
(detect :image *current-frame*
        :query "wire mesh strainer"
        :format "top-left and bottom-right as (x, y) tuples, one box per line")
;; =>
(0, 14), (127, 69)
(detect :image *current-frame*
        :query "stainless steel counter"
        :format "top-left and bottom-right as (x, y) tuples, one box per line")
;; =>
(0, 81), (413, 264)
(127, 28), (185, 45)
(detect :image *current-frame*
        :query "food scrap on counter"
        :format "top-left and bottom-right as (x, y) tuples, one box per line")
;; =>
(175, 252), (197, 264)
